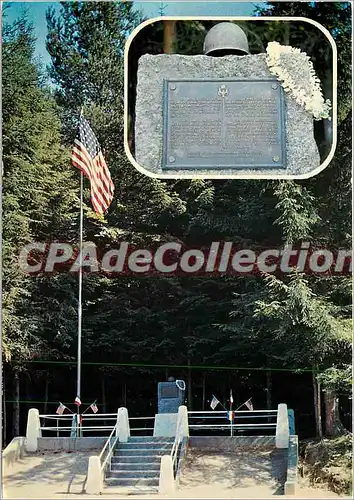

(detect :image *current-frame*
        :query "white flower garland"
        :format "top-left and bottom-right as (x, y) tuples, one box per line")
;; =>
(266, 41), (331, 121)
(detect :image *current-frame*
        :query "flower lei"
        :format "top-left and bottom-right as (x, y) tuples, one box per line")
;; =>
(266, 41), (331, 121)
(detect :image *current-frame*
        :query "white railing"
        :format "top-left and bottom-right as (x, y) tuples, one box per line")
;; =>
(187, 410), (278, 436)
(129, 416), (155, 434)
(38, 413), (155, 436)
(99, 420), (119, 476)
(170, 411), (183, 474)
(86, 407), (128, 495)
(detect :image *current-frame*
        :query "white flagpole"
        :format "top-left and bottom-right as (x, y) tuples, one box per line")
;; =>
(76, 107), (84, 436)
(0, 0), (4, 447)
(230, 390), (233, 437)
(77, 170), (83, 434)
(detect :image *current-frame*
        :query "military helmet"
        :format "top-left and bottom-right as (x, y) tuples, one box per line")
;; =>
(203, 22), (249, 56)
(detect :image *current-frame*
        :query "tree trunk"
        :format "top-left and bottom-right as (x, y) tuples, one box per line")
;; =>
(163, 20), (176, 54)
(324, 390), (347, 437)
(101, 372), (107, 424)
(3, 367), (7, 446)
(312, 370), (323, 438)
(283, 22), (290, 45)
(266, 370), (272, 409)
(323, 69), (333, 150)
(13, 370), (20, 437)
(202, 372), (206, 410)
(44, 370), (49, 414)
(187, 358), (192, 410)
(101, 373), (107, 413)
(122, 382), (127, 407)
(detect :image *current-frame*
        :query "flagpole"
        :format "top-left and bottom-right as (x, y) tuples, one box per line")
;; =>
(230, 390), (233, 437)
(77, 171), (83, 434)
(0, 0), (4, 447)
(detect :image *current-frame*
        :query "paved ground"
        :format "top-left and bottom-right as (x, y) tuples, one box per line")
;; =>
(2, 451), (346, 499)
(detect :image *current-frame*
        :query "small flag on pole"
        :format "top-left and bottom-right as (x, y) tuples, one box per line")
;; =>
(228, 410), (234, 422)
(72, 114), (114, 215)
(245, 398), (253, 411)
(210, 395), (220, 410)
(56, 402), (66, 415)
(74, 396), (82, 407)
(90, 402), (98, 414)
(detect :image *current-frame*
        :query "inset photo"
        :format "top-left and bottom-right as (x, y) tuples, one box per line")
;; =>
(125, 17), (336, 179)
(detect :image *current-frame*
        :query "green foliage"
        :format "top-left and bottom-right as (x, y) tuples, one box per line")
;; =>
(317, 366), (352, 394)
(2, 2), (351, 438)
(273, 181), (320, 243)
(257, 2), (352, 122)
(2, 15), (78, 363)
(254, 273), (352, 369)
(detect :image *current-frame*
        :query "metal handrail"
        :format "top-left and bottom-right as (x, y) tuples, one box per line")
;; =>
(187, 409), (278, 436)
(189, 423), (276, 428)
(188, 414), (276, 419)
(129, 416), (155, 420)
(170, 412), (184, 474)
(40, 426), (116, 431)
(99, 419), (119, 474)
(39, 413), (120, 417)
(188, 410), (277, 414)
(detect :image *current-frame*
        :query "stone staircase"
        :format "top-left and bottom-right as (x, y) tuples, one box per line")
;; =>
(105, 436), (175, 491)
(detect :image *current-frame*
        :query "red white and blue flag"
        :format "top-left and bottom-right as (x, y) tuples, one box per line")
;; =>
(72, 114), (114, 215)
(244, 398), (253, 411)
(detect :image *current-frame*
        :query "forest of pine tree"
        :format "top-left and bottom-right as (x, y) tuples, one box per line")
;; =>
(1, 1), (352, 447)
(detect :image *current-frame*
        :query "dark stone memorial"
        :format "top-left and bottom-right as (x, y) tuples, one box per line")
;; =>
(158, 379), (185, 413)
(162, 78), (286, 169)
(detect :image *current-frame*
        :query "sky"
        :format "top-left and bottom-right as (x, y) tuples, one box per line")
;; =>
(4, 1), (261, 67)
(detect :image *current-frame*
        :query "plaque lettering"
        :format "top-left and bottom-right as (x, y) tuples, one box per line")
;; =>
(163, 79), (286, 169)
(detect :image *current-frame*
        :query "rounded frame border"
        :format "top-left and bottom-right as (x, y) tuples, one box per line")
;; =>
(124, 15), (337, 180)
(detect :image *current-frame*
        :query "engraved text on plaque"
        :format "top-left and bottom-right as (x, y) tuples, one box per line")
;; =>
(162, 79), (286, 169)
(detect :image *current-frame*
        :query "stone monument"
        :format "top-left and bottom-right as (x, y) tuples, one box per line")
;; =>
(154, 377), (186, 437)
(134, 22), (330, 177)
(157, 376), (186, 413)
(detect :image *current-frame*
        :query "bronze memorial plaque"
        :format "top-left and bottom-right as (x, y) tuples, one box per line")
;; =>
(162, 78), (286, 170)
(160, 384), (179, 398)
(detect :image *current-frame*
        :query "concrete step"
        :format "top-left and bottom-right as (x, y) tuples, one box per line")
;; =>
(108, 470), (159, 479)
(114, 448), (171, 456)
(111, 455), (162, 464)
(118, 442), (173, 450)
(102, 485), (159, 495)
(105, 477), (159, 487)
(128, 436), (174, 443)
(110, 462), (160, 471)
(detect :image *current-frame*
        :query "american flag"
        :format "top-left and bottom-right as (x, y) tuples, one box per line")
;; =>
(90, 402), (98, 414)
(72, 114), (114, 215)
(56, 402), (66, 415)
(210, 395), (220, 410)
(244, 398), (253, 411)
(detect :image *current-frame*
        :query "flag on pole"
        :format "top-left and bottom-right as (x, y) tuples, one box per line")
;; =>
(72, 114), (114, 215)
(228, 410), (234, 422)
(56, 402), (66, 415)
(210, 395), (220, 410)
(74, 396), (82, 407)
(245, 398), (253, 411)
(90, 402), (98, 414)
(230, 390), (234, 404)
